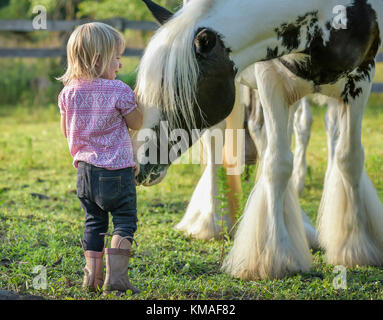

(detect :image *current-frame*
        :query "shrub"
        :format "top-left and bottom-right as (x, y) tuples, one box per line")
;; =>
(0, 58), (64, 106)
(0, 58), (138, 107)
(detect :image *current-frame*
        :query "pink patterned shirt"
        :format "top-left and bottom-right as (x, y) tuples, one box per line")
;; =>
(58, 78), (136, 170)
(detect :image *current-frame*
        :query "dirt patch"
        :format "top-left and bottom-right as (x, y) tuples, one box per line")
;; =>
(0, 290), (45, 300)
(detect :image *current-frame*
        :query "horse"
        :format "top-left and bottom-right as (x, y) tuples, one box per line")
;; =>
(139, 0), (322, 246)
(247, 91), (340, 198)
(173, 87), (322, 240)
(133, 0), (383, 280)
(173, 83), (339, 252)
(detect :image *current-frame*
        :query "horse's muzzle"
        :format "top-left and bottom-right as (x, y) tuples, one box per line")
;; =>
(135, 163), (169, 186)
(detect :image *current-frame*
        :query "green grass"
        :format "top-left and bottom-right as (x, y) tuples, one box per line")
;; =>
(1, 95), (383, 300)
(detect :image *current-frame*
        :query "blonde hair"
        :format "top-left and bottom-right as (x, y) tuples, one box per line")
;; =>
(58, 22), (125, 85)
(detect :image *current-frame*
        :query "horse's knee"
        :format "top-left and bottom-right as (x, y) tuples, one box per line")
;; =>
(264, 150), (293, 186)
(335, 144), (364, 185)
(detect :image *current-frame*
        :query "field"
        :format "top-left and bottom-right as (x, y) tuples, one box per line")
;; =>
(1, 91), (383, 301)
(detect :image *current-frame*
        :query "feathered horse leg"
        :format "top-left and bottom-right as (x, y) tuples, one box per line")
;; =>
(291, 97), (320, 249)
(175, 83), (245, 240)
(318, 69), (383, 266)
(174, 120), (227, 240)
(292, 97), (313, 197)
(223, 62), (311, 280)
(247, 90), (318, 250)
(323, 97), (339, 185)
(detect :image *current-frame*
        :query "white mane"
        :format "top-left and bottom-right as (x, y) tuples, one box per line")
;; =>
(136, 0), (215, 132)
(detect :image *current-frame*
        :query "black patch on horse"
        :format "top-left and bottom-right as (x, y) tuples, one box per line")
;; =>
(341, 30), (381, 103)
(277, 0), (381, 103)
(266, 47), (279, 60)
(275, 11), (319, 51)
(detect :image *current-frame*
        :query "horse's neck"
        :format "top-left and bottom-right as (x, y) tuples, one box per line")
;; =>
(199, 0), (351, 72)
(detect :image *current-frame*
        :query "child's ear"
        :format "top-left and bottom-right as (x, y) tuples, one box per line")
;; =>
(94, 54), (101, 68)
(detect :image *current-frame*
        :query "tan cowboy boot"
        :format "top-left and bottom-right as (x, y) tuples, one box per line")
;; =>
(82, 250), (104, 292)
(103, 235), (140, 294)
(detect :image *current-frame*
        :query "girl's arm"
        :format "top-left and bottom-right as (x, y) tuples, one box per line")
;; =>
(61, 114), (67, 138)
(123, 108), (143, 131)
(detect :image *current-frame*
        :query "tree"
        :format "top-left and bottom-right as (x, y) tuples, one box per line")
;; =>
(0, 0), (84, 20)
(0, 0), (30, 19)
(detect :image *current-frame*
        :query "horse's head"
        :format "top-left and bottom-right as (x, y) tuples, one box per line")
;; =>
(133, 0), (237, 186)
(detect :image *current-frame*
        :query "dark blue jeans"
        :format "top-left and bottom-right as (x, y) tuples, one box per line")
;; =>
(77, 161), (137, 252)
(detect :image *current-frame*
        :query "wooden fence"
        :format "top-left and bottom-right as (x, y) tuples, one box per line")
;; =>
(0, 18), (156, 58)
(0, 18), (382, 92)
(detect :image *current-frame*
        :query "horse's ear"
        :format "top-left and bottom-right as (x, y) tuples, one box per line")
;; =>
(194, 29), (217, 58)
(142, 0), (173, 25)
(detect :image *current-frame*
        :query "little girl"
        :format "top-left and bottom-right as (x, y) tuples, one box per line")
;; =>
(57, 22), (142, 294)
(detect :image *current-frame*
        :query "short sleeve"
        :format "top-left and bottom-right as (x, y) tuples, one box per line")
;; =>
(115, 85), (137, 116)
(58, 90), (66, 115)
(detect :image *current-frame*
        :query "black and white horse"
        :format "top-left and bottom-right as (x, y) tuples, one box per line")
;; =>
(133, 0), (383, 280)
(174, 85), (324, 244)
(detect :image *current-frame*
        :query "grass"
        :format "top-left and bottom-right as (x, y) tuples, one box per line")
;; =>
(1, 94), (383, 301)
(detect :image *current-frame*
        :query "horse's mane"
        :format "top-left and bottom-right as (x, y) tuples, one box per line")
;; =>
(136, 0), (215, 132)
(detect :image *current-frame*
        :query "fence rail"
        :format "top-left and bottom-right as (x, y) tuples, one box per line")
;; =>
(0, 18), (157, 32)
(0, 18), (382, 92)
(0, 18), (156, 58)
(372, 83), (383, 92)
(0, 47), (144, 58)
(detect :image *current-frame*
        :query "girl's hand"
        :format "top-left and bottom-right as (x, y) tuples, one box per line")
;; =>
(133, 164), (140, 177)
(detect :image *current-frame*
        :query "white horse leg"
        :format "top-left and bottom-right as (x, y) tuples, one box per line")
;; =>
(291, 97), (319, 249)
(318, 73), (383, 266)
(247, 89), (267, 161)
(292, 97), (313, 196)
(323, 97), (339, 184)
(248, 90), (318, 250)
(223, 63), (311, 279)
(175, 121), (227, 240)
